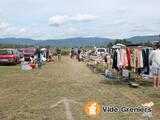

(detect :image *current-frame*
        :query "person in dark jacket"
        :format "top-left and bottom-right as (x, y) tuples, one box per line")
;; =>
(35, 48), (43, 69)
(77, 48), (81, 61)
(70, 48), (74, 59)
(56, 48), (62, 62)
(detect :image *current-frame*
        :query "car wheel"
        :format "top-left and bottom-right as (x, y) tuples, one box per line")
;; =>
(14, 58), (18, 65)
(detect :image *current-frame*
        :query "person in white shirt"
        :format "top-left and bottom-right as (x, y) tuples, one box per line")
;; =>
(149, 42), (160, 88)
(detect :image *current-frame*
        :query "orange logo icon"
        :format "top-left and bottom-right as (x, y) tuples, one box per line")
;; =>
(84, 100), (101, 117)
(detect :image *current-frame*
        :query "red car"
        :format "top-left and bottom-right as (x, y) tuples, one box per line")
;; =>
(0, 49), (20, 65)
(23, 47), (36, 61)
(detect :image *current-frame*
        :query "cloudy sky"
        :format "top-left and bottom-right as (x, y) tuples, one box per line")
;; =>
(0, 0), (159, 40)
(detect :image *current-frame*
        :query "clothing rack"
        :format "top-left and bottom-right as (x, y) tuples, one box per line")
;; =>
(112, 45), (146, 85)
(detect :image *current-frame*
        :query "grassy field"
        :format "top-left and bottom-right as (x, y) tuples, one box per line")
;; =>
(0, 56), (159, 120)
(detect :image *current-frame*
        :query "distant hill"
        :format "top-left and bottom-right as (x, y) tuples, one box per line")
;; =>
(127, 35), (160, 43)
(0, 35), (159, 47)
(39, 37), (113, 47)
(0, 37), (113, 47)
(0, 38), (39, 45)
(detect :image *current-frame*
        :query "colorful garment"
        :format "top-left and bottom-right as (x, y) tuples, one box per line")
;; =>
(126, 48), (131, 68)
(117, 49), (122, 68)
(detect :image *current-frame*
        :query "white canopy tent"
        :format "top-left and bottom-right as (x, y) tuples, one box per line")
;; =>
(112, 43), (126, 49)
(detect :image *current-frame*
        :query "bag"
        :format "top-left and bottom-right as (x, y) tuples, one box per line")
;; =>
(105, 70), (112, 77)
(122, 69), (129, 77)
(21, 62), (32, 71)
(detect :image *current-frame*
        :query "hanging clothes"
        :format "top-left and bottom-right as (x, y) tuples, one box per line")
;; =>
(126, 48), (131, 68)
(135, 48), (139, 68)
(120, 49), (128, 68)
(139, 50), (144, 68)
(134, 48), (143, 68)
(133, 49), (137, 68)
(130, 49), (134, 68)
(112, 50), (118, 69)
(142, 49), (146, 69)
(117, 49), (122, 68)
(146, 49), (150, 74)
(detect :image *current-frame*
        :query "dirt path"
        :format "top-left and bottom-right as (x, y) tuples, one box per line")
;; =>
(0, 56), (159, 120)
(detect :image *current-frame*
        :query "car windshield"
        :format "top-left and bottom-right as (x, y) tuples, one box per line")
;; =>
(24, 49), (34, 54)
(0, 50), (13, 55)
(98, 49), (105, 52)
(17, 49), (24, 52)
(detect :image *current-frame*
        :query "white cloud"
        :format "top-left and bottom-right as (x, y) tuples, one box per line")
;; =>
(105, 19), (127, 26)
(0, 26), (29, 38)
(116, 8), (131, 14)
(70, 14), (98, 22)
(0, 21), (9, 30)
(68, 27), (77, 33)
(5, 27), (27, 34)
(49, 15), (69, 26)
(49, 14), (98, 27)
(19, 28), (27, 33)
(129, 25), (155, 33)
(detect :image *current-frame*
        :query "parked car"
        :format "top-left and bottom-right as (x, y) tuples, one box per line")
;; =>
(17, 48), (25, 58)
(23, 47), (36, 61)
(40, 48), (48, 62)
(95, 48), (107, 56)
(0, 49), (20, 65)
(41, 48), (47, 58)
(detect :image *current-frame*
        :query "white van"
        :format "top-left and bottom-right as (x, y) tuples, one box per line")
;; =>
(95, 48), (107, 56)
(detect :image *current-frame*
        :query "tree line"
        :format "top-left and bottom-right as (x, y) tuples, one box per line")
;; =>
(107, 39), (154, 48)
